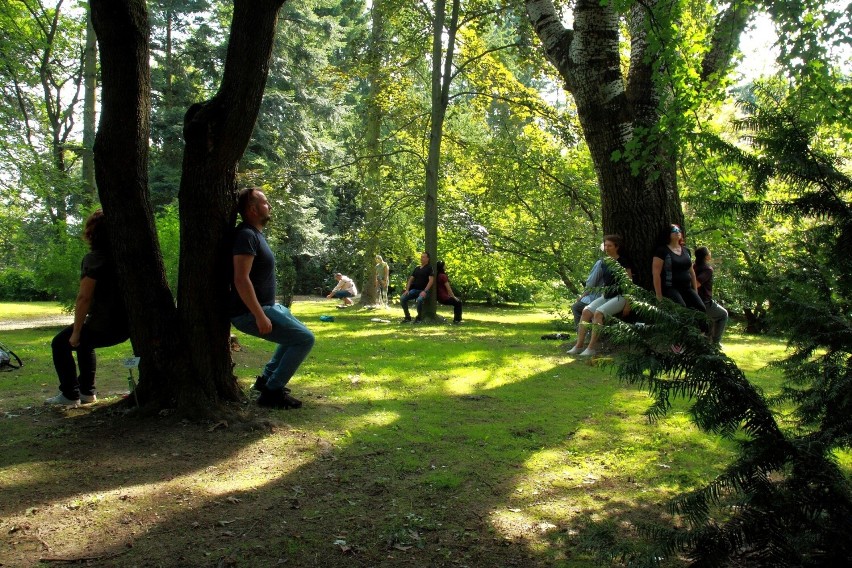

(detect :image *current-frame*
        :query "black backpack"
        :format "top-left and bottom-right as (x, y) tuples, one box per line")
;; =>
(0, 340), (22, 371)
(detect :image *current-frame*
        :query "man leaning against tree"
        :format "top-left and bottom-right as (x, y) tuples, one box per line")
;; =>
(230, 187), (315, 409)
(400, 251), (434, 323)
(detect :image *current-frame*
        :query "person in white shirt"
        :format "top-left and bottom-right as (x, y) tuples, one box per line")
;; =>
(327, 273), (358, 308)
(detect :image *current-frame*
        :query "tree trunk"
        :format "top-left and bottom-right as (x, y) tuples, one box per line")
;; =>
(91, 0), (288, 414)
(423, 0), (460, 320)
(359, 0), (386, 307)
(525, 0), (754, 288)
(90, 0), (197, 410)
(177, 0), (287, 402)
(81, 4), (97, 198)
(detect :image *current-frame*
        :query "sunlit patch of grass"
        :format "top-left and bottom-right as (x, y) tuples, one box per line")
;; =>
(0, 301), (67, 320)
(723, 332), (788, 372)
(1, 300), (833, 567)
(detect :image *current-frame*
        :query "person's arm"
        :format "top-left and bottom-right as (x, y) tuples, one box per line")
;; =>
(233, 254), (272, 334)
(695, 266), (710, 289)
(587, 260), (604, 288)
(383, 264), (389, 281)
(69, 277), (96, 347)
(689, 266), (700, 291)
(404, 275), (413, 294)
(327, 279), (342, 298)
(443, 276), (456, 299)
(652, 257), (664, 300)
(420, 275), (435, 299)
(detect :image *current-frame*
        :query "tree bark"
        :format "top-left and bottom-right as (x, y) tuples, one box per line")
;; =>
(91, 0), (288, 414)
(177, 0), (287, 402)
(81, 3), (97, 197)
(91, 0), (196, 410)
(423, 0), (460, 319)
(525, 0), (755, 288)
(359, 0), (387, 307)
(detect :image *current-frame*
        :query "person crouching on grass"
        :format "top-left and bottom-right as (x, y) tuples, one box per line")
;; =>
(327, 272), (357, 308)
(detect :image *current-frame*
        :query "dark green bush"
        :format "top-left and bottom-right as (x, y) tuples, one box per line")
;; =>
(0, 268), (51, 301)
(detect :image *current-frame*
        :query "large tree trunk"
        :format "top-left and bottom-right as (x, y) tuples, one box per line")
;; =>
(177, 0), (287, 402)
(90, 0), (197, 410)
(423, 0), (460, 319)
(81, 4), (97, 197)
(359, 0), (387, 307)
(91, 0), (288, 414)
(525, 0), (754, 288)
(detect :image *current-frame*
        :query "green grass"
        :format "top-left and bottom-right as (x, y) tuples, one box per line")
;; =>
(0, 301), (68, 321)
(0, 299), (796, 567)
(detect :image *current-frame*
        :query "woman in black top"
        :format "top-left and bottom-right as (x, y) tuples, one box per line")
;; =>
(652, 224), (705, 313)
(45, 210), (129, 408)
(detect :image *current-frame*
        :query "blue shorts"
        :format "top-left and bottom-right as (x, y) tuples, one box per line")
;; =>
(332, 290), (354, 299)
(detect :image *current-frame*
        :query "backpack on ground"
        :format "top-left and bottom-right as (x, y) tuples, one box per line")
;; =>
(0, 340), (22, 371)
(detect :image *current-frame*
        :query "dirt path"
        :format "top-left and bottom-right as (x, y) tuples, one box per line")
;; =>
(0, 297), (327, 331)
(0, 314), (73, 331)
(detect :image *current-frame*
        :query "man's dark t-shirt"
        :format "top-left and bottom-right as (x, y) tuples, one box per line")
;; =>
(82, 250), (128, 332)
(230, 222), (276, 317)
(409, 265), (433, 290)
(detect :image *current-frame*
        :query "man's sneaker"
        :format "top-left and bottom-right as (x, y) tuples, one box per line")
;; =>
(579, 347), (597, 357)
(79, 393), (97, 404)
(566, 345), (583, 355)
(44, 393), (80, 408)
(258, 389), (302, 409)
(252, 376), (291, 393)
(452, 320), (462, 325)
(400, 318), (413, 324)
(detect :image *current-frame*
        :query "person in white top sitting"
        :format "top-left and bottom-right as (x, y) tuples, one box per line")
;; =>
(327, 273), (358, 307)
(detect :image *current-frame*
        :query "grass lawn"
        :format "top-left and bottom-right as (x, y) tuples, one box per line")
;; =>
(0, 299), (791, 567)
(0, 301), (69, 322)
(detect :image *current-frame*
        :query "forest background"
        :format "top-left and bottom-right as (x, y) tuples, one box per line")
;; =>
(0, 0), (848, 331)
(2, 0), (842, 322)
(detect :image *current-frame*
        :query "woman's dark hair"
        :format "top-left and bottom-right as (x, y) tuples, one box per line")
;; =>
(603, 234), (623, 251)
(658, 223), (685, 246)
(694, 246), (710, 266)
(83, 209), (109, 250)
(436, 260), (446, 274)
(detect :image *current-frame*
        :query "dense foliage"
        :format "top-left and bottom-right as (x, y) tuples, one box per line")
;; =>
(0, 0), (596, 305)
(605, 33), (852, 566)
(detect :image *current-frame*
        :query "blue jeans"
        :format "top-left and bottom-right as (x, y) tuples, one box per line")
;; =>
(231, 304), (315, 391)
(704, 299), (728, 344)
(400, 289), (424, 320)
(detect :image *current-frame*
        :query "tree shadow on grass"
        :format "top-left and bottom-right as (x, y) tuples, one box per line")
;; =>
(0, 309), (698, 567)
